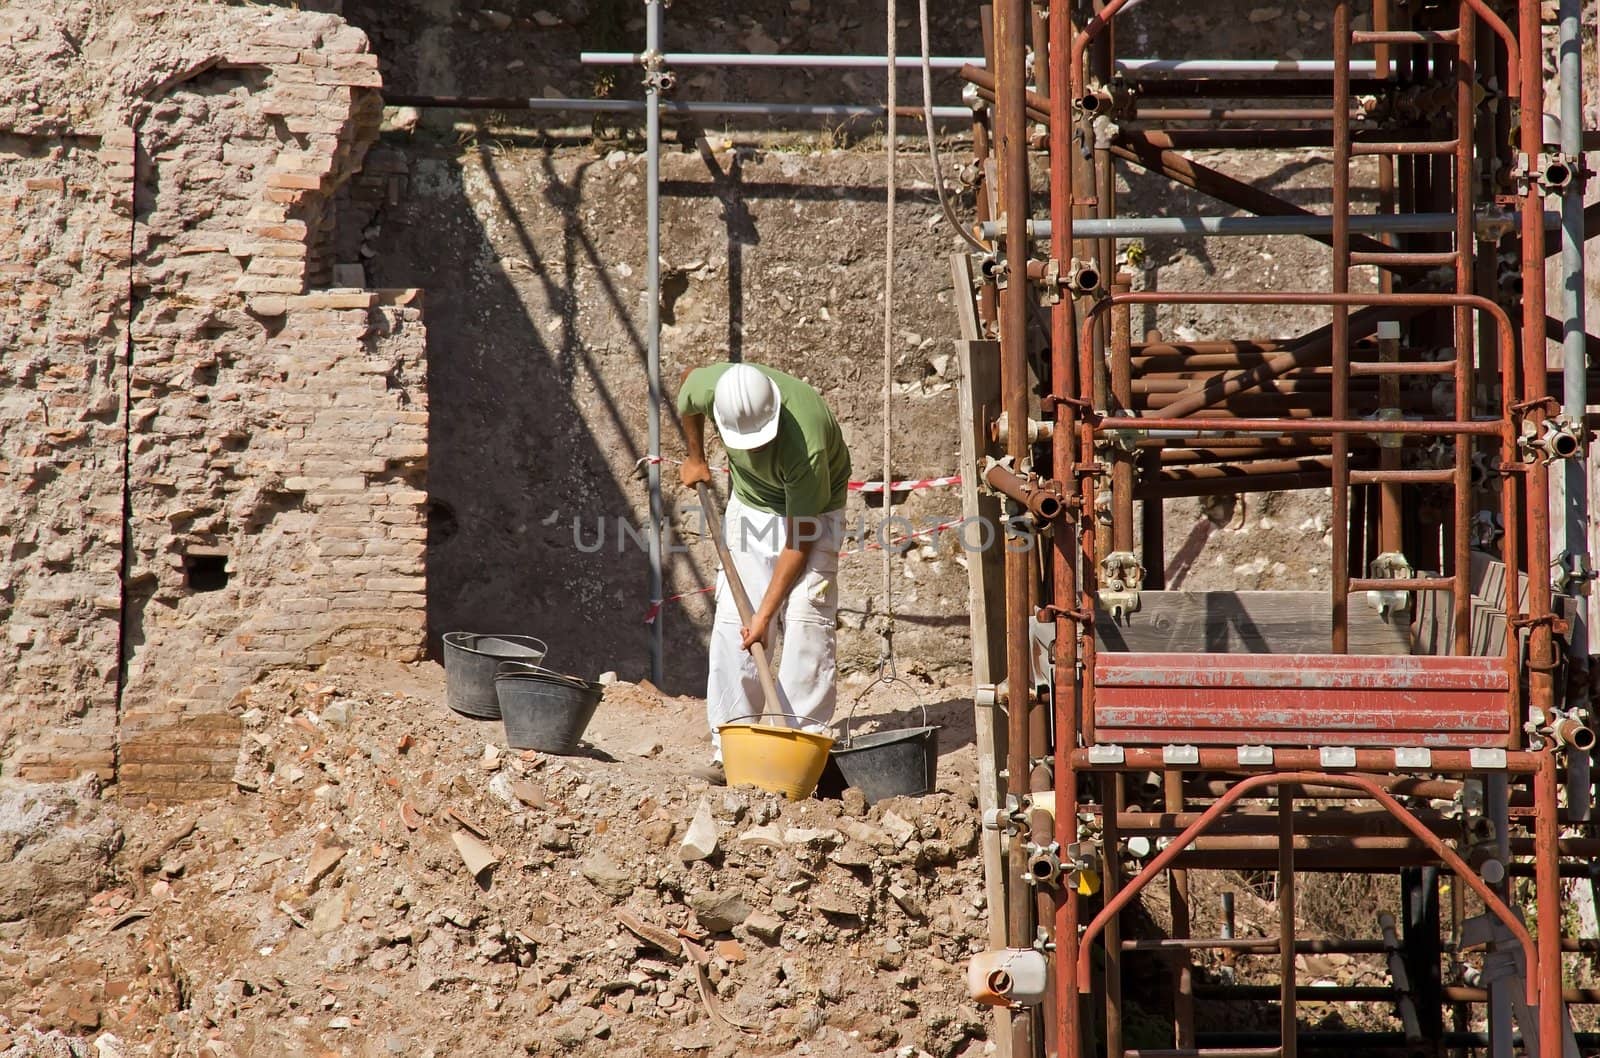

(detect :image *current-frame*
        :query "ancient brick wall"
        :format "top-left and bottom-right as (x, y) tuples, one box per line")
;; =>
(0, 6), (428, 799)
(0, 130), (134, 785)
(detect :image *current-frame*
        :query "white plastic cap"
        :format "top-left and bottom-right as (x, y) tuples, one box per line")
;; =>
(712, 364), (782, 450)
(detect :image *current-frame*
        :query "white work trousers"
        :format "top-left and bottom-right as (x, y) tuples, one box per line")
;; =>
(707, 494), (843, 759)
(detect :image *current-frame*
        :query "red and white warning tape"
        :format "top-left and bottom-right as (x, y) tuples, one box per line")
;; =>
(643, 585), (717, 625)
(860, 515), (968, 551)
(849, 474), (962, 493)
(634, 455), (960, 493)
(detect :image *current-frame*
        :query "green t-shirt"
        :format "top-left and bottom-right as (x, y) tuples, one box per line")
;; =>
(678, 364), (852, 516)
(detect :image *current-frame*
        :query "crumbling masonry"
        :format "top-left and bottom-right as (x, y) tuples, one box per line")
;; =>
(0, 6), (428, 800)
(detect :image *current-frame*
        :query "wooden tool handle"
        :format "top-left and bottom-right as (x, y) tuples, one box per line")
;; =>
(696, 482), (784, 715)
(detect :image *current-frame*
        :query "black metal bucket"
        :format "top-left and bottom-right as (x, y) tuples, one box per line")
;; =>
(829, 694), (940, 804)
(443, 632), (548, 720)
(493, 664), (603, 754)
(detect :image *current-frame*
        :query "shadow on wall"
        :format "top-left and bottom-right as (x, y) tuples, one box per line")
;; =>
(357, 131), (713, 693)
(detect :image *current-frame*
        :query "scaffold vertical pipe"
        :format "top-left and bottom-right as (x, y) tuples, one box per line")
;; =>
(1103, 774), (1125, 1057)
(644, 0), (664, 686)
(1048, 0), (1083, 1054)
(1330, 0), (1353, 654)
(1279, 786), (1297, 1058)
(1519, 0), (1557, 721)
(1557, 0), (1592, 818)
(1453, 3), (1476, 658)
(994, 0), (1036, 1053)
(1536, 752), (1562, 1058)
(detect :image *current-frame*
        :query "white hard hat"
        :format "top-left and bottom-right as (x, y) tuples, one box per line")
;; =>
(712, 364), (782, 450)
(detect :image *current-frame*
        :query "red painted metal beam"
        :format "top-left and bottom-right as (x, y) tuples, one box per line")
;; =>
(1092, 653), (1510, 748)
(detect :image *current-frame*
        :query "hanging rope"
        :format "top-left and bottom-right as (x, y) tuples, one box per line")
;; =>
(918, 0), (987, 254)
(880, 0), (898, 673)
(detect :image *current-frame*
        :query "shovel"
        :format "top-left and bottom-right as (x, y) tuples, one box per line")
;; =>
(696, 481), (783, 712)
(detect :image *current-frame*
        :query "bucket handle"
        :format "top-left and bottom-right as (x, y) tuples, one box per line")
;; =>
(495, 661), (595, 689)
(837, 673), (929, 749)
(448, 631), (550, 660)
(721, 713), (832, 737)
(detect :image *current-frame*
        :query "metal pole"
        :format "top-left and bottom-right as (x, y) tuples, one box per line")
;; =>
(382, 94), (972, 119)
(1116, 58), (1379, 74)
(645, 0), (664, 686)
(576, 53), (1381, 75)
(1558, 0), (1592, 819)
(1520, 0), (1558, 732)
(1485, 774), (1514, 1058)
(977, 212), (1561, 240)
(1280, 786), (1297, 1058)
(581, 51), (985, 68)
(995, 0), (1034, 1053)
(1453, 6), (1477, 660)
(1048, 0), (1085, 1051)
(1537, 753), (1564, 1058)
(1329, 0), (1352, 656)
(1164, 773), (1194, 1046)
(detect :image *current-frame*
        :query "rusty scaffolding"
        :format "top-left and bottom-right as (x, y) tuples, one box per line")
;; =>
(956, 0), (1600, 1055)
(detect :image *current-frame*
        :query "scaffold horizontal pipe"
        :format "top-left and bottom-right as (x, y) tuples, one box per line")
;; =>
(1348, 576), (1454, 592)
(1070, 747), (1543, 772)
(575, 54), (1380, 76)
(1122, 937), (1395, 954)
(1347, 468), (1455, 485)
(382, 94), (969, 119)
(982, 212), (1560, 240)
(1123, 1050), (1283, 1058)
(1123, 128), (1453, 151)
(1117, 59), (1379, 74)
(1114, 806), (1455, 837)
(1443, 986), (1600, 1005)
(1352, 28), (1459, 43)
(1348, 249), (1460, 267)
(1194, 1032), (1600, 1049)
(1347, 360), (1456, 376)
(1129, 77), (1393, 97)
(579, 51), (985, 68)
(1139, 471), (1332, 499)
(1098, 415), (1504, 437)
(1136, 107), (1350, 121)
(1196, 984), (1400, 1001)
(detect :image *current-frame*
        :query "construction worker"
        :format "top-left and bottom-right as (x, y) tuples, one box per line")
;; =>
(677, 362), (851, 785)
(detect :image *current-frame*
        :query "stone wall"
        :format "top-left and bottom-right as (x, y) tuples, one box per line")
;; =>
(0, 130), (133, 786)
(0, 4), (428, 799)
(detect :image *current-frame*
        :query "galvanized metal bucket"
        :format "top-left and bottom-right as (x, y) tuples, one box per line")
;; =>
(829, 676), (940, 804)
(443, 632), (548, 720)
(493, 663), (603, 753)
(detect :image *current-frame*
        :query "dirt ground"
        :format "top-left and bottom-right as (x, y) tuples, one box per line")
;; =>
(1, 654), (1515, 1057)
(0, 657), (997, 1058)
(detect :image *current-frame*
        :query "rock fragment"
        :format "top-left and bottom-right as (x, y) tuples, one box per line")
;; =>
(304, 845), (346, 890)
(879, 811), (916, 847)
(689, 890), (750, 932)
(679, 799), (718, 862)
(743, 911), (783, 943)
(580, 852), (634, 898)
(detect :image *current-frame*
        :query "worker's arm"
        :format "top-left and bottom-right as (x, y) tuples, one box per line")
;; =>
(740, 515), (820, 650)
(677, 364), (713, 488)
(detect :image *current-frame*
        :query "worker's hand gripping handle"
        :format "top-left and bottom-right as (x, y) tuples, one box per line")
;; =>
(695, 482), (783, 714)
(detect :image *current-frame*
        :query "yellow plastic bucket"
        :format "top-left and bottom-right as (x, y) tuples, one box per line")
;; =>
(718, 719), (835, 801)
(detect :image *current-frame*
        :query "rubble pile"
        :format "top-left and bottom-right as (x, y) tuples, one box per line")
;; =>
(0, 660), (992, 1057)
